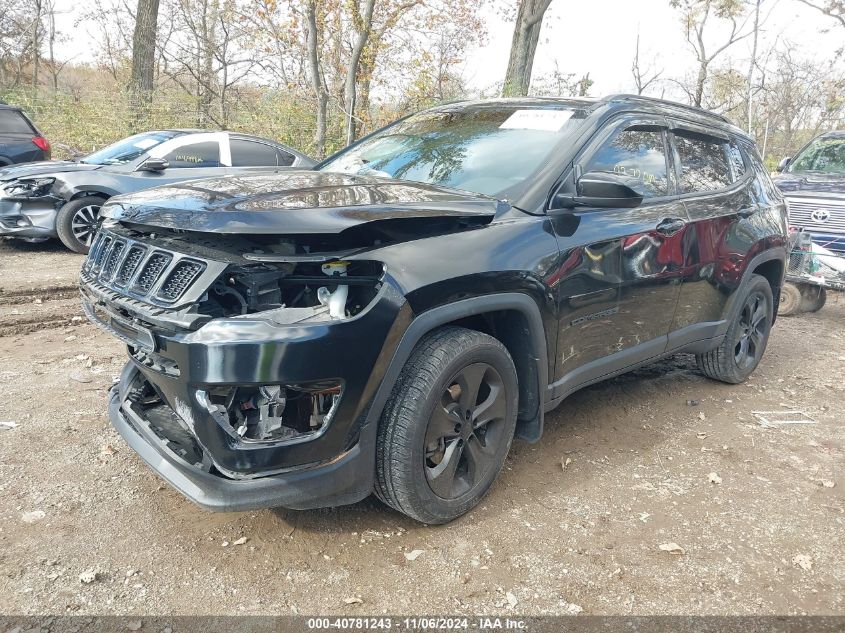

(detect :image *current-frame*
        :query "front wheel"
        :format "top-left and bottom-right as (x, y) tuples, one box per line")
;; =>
(56, 196), (105, 254)
(375, 327), (518, 524)
(697, 274), (774, 384)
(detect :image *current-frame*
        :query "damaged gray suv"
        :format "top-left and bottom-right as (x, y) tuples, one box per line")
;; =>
(81, 96), (788, 523)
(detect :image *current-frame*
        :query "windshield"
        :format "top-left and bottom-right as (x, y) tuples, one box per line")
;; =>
(319, 105), (587, 199)
(789, 136), (845, 174)
(83, 131), (183, 166)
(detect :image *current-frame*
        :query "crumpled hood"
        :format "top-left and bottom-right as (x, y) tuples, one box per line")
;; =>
(102, 170), (505, 234)
(773, 172), (845, 196)
(0, 160), (102, 182)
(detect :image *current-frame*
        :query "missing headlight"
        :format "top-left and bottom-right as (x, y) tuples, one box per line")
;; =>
(3, 177), (55, 198)
(204, 381), (342, 443)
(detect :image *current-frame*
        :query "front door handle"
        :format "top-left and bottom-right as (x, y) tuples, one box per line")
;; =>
(656, 217), (687, 235)
(737, 207), (756, 218)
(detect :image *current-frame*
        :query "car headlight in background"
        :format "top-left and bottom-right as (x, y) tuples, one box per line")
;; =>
(2, 177), (56, 198)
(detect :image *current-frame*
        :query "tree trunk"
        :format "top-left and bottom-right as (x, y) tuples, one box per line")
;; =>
(502, 0), (553, 97)
(693, 60), (707, 107)
(129, 0), (160, 130)
(31, 0), (42, 88)
(746, 0), (761, 134)
(344, 0), (376, 146)
(305, 0), (328, 158)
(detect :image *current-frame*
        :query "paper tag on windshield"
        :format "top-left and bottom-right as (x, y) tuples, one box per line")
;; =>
(500, 109), (573, 132)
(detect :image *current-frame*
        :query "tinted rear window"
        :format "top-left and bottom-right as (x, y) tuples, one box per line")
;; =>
(231, 139), (282, 167)
(0, 109), (35, 134)
(674, 132), (732, 193)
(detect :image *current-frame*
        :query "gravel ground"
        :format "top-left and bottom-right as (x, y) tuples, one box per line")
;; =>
(0, 238), (842, 616)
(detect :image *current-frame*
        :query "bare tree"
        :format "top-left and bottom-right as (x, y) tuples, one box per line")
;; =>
(305, 0), (328, 157)
(129, 0), (160, 128)
(502, 0), (553, 97)
(344, 0), (376, 145)
(631, 31), (663, 95)
(745, 0), (761, 133)
(671, 0), (751, 107)
(795, 0), (845, 27)
(31, 0), (42, 86)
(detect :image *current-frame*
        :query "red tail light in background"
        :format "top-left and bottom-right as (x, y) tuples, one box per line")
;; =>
(32, 136), (51, 154)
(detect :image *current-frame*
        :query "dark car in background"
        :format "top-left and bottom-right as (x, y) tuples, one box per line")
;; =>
(0, 130), (314, 253)
(80, 95), (788, 524)
(773, 130), (845, 253)
(0, 102), (51, 166)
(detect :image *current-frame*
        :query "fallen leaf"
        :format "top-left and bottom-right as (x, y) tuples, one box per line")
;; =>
(698, 411), (706, 421)
(126, 621), (142, 631)
(696, 432), (707, 439)
(69, 372), (92, 384)
(559, 457), (572, 471)
(79, 569), (98, 584)
(403, 549), (424, 561)
(659, 542), (685, 555)
(21, 510), (46, 523)
(708, 472), (722, 485)
(100, 444), (118, 457)
(564, 602), (583, 615)
(0, 421), (18, 430)
(506, 592), (518, 608)
(792, 554), (813, 571)
(343, 597), (363, 605)
(232, 536), (248, 546)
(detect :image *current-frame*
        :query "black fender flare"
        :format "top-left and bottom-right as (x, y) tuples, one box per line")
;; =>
(362, 292), (549, 445)
(723, 245), (788, 326)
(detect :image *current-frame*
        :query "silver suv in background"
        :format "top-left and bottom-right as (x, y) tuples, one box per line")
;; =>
(773, 130), (845, 254)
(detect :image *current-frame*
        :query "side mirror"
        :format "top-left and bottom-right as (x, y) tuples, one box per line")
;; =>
(777, 156), (791, 172)
(139, 157), (169, 172)
(552, 171), (644, 210)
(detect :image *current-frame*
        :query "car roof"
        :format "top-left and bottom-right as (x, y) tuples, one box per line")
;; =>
(427, 94), (749, 140)
(817, 130), (845, 139)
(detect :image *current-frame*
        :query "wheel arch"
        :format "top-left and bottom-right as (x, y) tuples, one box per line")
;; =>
(745, 248), (787, 325)
(364, 293), (549, 444)
(69, 189), (113, 203)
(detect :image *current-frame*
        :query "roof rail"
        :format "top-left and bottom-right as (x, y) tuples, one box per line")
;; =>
(600, 94), (733, 125)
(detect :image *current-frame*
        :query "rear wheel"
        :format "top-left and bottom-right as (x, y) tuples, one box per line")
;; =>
(56, 196), (105, 254)
(777, 282), (802, 317)
(375, 327), (518, 524)
(697, 274), (773, 384)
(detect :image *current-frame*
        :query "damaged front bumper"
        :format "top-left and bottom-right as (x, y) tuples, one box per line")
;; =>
(108, 367), (377, 511)
(0, 195), (60, 239)
(84, 269), (409, 511)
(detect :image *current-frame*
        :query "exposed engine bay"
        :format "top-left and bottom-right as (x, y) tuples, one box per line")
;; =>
(80, 223), (386, 333)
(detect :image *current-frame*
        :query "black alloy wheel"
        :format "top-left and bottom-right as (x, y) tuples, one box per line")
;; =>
(424, 362), (509, 499)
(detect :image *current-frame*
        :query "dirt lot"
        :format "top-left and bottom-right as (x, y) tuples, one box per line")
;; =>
(0, 238), (842, 617)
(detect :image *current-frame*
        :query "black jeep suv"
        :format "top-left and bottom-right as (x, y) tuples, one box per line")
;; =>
(80, 96), (788, 524)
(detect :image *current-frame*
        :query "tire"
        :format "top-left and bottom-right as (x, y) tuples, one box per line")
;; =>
(375, 326), (518, 524)
(777, 282), (802, 317)
(697, 274), (774, 384)
(801, 286), (827, 313)
(56, 196), (105, 254)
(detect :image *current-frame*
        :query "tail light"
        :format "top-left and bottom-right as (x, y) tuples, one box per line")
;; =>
(32, 136), (51, 154)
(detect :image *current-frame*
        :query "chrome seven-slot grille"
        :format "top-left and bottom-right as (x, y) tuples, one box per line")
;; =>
(84, 230), (207, 305)
(786, 197), (845, 234)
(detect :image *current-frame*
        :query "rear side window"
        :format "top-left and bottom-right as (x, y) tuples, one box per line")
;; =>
(0, 109), (35, 134)
(585, 127), (669, 198)
(727, 142), (746, 181)
(231, 139), (281, 167)
(674, 132), (731, 193)
(162, 141), (220, 168)
(276, 149), (295, 166)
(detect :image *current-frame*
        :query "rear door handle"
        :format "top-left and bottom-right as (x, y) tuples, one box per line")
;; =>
(656, 217), (687, 235)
